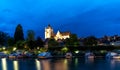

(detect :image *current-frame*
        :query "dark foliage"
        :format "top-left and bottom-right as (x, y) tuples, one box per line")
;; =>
(7, 37), (14, 47)
(35, 37), (44, 47)
(14, 24), (24, 43)
(64, 34), (79, 47)
(0, 31), (9, 46)
(48, 38), (59, 47)
(83, 36), (98, 46)
(27, 40), (36, 49)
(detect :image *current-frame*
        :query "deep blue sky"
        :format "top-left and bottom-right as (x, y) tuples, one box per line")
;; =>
(0, 0), (120, 38)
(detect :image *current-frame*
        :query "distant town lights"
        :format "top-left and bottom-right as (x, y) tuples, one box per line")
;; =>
(111, 43), (115, 46)
(13, 47), (17, 51)
(38, 51), (41, 53)
(2, 47), (6, 50)
(37, 47), (40, 50)
(62, 47), (68, 52)
(75, 50), (79, 54)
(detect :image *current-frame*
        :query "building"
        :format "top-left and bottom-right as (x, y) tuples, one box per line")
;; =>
(45, 24), (54, 39)
(110, 41), (120, 46)
(45, 24), (70, 40)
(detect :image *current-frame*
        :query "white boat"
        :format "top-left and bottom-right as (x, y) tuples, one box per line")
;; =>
(38, 52), (52, 59)
(85, 52), (94, 59)
(9, 53), (23, 59)
(24, 52), (33, 58)
(106, 52), (120, 59)
(0, 52), (7, 58)
(9, 53), (17, 59)
(65, 52), (72, 59)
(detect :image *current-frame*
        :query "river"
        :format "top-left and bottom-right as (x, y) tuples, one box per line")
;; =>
(0, 58), (120, 70)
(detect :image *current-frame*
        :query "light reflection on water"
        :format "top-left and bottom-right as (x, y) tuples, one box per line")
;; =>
(13, 61), (19, 70)
(36, 59), (68, 70)
(1, 58), (7, 70)
(75, 58), (78, 65)
(1, 58), (120, 70)
(40, 60), (50, 70)
(85, 58), (94, 64)
(106, 59), (120, 70)
(35, 59), (41, 70)
(53, 59), (68, 70)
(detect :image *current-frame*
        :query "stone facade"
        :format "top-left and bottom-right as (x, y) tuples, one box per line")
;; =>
(45, 25), (70, 40)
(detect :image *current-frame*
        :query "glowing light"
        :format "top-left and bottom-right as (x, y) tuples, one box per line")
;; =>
(38, 51), (41, 53)
(64, 59), (68, 64)
(2, 47), (6, 50)
(37, 47), (40, 50)
(1, 58), (7, 70)
(61, 47), (68, 53)
(35, 59), (41, 70)
(3, 51), (8, 54)
(13, 47), (17, 51)
(111, 43), (114, 46)
(24, 45), (27, 48)
(100, 50), (106, 53)
(75, 50), (79, 54)
(13, 61), (19, 70)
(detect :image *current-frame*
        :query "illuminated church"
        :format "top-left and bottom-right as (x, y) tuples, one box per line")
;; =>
(45, 24), (70, 40)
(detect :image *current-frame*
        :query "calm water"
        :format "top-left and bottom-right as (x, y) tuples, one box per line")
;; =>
(0, 58), (120, 70)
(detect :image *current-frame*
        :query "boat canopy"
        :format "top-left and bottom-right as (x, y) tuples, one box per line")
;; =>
(38, 52), (51, 57)
(107, 52), (117, 56)
(85, 52), (94, 56)
(65, 53), (72, 56)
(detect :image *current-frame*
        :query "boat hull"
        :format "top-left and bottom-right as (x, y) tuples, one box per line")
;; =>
(9, 56), (16, 59)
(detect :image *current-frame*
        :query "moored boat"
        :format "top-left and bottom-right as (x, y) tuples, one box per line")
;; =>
(9, 53), (23, 59)
(9, 53), (17, 59)
(65, 52), (72, 59)
(38, 52), (52, 59)
(85, 52), (94, 59)
(106, 52), (120, 59)
(0, 52), (8, 58)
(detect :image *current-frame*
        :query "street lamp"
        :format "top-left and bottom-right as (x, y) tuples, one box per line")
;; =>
(2, 47), (6, 50)
(37, 47), (40, 50)
(75, 50), (79, 54)
(13, 47), (17, 51)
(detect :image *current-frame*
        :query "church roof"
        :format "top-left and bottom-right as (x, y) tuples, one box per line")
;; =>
(60, 32), (70, 36)
(52, 33), (56, 37)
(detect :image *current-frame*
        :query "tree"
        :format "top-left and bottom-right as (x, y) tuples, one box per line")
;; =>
(27, 40), (35, 49)
(14, 24), (24, 43)
(27, 30), (35, 41)
(15, 41), (26, 49)
(64, 34), (79, 47)
(0, 31), (9, 46)
(35, 37), (44, 48)
(48, 38), (59, 47)
(26, 30), (35, 49)
(83, 36), (98, 46)
(7, 37), (14, 47)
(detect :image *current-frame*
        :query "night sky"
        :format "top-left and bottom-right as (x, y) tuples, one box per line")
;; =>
(0, 0), (120, 38)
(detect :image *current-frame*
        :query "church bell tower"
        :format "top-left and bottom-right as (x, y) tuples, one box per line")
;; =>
(45, 24), (54, 39)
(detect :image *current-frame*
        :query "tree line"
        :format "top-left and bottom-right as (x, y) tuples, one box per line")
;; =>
(0, 24), (100, 50)
(0, 24), (44, 50)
